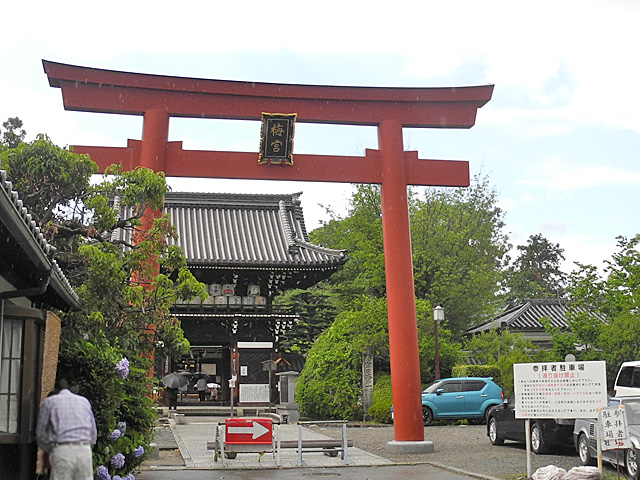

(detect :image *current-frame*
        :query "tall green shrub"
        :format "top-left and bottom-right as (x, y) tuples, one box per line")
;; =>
(368, 374), (393, 424)
(297, 297), (389, 419)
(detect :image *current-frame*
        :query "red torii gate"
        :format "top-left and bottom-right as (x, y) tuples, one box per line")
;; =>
(43, 60), (493, 447)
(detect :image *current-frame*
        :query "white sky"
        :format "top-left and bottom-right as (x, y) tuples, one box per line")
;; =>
(2, 0), (639, 272)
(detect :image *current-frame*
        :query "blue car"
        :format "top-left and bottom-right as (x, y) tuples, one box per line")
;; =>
(419, 377), (503, 426)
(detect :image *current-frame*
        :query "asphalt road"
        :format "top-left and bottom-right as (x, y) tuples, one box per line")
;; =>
(137, 464), (493, 480)
(310, 423), (583, 479)
(139, 421), (620, 480)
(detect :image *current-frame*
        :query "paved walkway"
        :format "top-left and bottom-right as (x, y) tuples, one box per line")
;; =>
(153, 414), (393, 469)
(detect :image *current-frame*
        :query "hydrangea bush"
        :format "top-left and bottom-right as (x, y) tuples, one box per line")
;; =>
(56, 340), (153, 479)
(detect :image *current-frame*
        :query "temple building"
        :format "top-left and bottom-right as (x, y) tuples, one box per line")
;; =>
(465, 298), (605, 349)
(163, 191), (347, 406)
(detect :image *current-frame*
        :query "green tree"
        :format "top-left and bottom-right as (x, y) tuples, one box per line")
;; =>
(1, 134), (98, 229)
(1, 129), (205, 476)
(503, 233), (567, 308)
(296, 297), (460, 419)
(275, 287), (338, 354)
(310, 184), (385, 304)
(464, 330), (539, 395)
(410, 175), (510, 336)
(309, 176), (510, 339)
(0, 116), (26, 148)
(560, 234), (640, 386)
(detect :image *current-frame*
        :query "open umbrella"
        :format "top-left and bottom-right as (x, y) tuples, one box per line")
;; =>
(207, 382), (221, 389)
(193, 372), (210, 381)
(162, 372), (190, 389)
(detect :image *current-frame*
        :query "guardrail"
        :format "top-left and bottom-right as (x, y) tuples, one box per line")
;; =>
(206, 418), (352, 467)
(296, 420), (350, 466)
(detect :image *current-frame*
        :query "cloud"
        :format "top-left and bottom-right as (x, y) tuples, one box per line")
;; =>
(516, 157), (640, 191)
(558, 234), (618, 273)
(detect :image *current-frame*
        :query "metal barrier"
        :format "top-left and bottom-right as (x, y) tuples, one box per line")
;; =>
(207, 418), (351, 467)
(295, 420), (350, 466)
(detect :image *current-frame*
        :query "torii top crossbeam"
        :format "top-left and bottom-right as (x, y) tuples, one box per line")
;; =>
(44, 60), (493, 446)
(44, 60), (491, 126)
(43, 60), (492, 186)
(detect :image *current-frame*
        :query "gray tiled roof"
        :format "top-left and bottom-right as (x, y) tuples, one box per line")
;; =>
(164, 192), (347, 270)
(0, 170), (80, 310)
(465, 298), (603, 335)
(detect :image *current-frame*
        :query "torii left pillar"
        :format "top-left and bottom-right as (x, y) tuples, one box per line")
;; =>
(44, 60), (493, 450)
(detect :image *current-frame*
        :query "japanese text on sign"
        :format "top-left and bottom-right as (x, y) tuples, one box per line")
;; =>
(258, 113), (296, 165)
(513, 361), (607, 419)
(599, 406), (630, 451)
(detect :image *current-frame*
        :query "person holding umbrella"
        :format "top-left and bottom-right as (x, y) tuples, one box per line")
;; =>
(179, 383), (188, 401)
(162, 372), (190, 409)
(166, 386), (178, 410)
(196, 376), (208, 401)
(208, 382), (220, 401)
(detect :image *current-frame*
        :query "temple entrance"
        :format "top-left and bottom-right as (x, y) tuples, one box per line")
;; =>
(175, 345), (228, 404)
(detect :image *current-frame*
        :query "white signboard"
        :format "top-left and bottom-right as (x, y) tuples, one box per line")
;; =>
(239, 383), (270, 403)
(514, 361), (607, 419)
(599, 406), (630, 451)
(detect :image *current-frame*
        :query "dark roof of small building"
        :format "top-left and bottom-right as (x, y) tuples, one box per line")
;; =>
(0, 170), (80, 311)
(164, 191), (347, 271)
(465, 298), (603, 336)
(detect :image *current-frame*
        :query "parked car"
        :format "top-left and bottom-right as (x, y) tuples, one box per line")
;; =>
(415, 377), (503, 426)
(487, 394), (574, 454)
(573, 396), (640, 479)
(613, 361), (640, 397)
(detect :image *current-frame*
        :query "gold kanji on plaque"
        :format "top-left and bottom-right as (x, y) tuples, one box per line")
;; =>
(258, 113), (296, 165)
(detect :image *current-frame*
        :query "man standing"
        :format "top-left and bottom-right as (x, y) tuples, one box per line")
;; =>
(196, 377), (208, 402)
(36, 380), (97, 480)
(166, 386), (178, 410)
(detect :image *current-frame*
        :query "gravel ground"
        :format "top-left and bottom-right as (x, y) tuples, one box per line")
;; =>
(309, 422), (584, 480)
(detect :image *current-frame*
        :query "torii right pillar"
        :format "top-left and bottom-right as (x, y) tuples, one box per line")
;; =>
(378, 119), (427, 449)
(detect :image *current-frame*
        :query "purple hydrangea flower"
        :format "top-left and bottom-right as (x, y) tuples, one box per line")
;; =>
(109, 429), (122, 441)
(96, 465), (111, 480)
(133, 445), (144, 458)
(124, 474), (135, 480)
(117, 421), (127, 432)
(110, 452), (126, 469)
(115, 358), (130, 379)
(113, 476), (123, 480)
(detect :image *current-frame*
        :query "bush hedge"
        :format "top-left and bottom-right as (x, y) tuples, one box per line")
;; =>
(367, 374), (393, 424)
(451, 364), (502, 387)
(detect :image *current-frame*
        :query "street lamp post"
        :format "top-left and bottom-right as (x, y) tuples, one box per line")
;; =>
(433, 305), (445, 380)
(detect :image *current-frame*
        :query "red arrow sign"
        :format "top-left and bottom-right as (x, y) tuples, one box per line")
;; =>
(225, 418), (272, 445)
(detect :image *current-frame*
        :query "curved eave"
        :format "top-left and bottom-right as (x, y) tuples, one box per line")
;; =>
(0, 170), (80, 311)
(185, 260), (346, 270)
(43, 60), (494, 127)
(43, 60), (494, 105)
